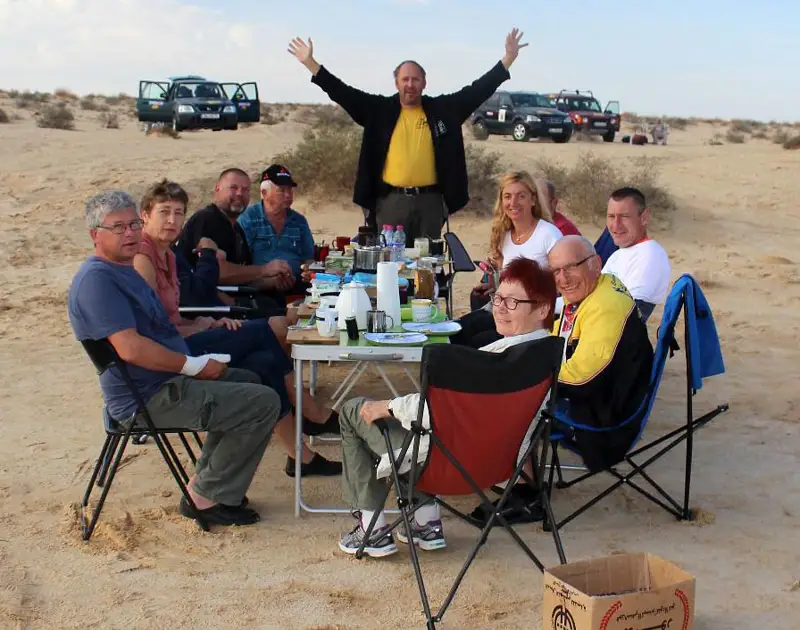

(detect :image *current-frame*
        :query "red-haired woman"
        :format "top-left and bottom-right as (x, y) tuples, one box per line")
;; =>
(334, 257), (557, 558)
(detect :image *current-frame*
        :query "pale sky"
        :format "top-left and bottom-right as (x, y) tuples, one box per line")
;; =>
(1, 0), (798, 121)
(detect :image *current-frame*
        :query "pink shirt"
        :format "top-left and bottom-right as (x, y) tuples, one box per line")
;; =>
(138, 234), (181, 325)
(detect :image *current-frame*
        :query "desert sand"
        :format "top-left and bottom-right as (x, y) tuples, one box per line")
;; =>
(1, 99), (799, 630)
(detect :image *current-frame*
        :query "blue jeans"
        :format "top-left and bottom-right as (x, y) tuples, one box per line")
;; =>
(186, 319), (292, 419)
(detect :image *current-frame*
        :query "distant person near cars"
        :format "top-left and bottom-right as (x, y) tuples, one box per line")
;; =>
(287, 29), (529, 243)
(538, 179), (582, 236)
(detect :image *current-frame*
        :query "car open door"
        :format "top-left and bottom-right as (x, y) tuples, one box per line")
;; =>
(136, 80), (171, 123)
(604, 100), (620, 130)
(221, 82), (260, 123)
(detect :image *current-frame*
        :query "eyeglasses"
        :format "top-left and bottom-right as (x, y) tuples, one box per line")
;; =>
(490, 293), (537, 311)
(550, 255), (593, 277)
(95, 220), (144, 235)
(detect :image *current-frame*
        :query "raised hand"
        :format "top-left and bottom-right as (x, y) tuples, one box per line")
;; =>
(288, 37), (321, 75)
(502, 28), (529, 69)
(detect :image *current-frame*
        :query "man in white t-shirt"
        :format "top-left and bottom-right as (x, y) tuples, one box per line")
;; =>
(602, 187), (671, 322)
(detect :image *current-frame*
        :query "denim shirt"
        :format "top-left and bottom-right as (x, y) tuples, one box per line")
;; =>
(237, 203), (315, 277)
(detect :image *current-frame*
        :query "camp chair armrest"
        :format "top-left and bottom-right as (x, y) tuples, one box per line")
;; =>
(216, 285), (259, 296)
(178, 306), (254, 317)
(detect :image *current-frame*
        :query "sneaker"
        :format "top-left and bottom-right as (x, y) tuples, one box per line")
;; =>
(338, 516), (398, 558)
(301, 410), (341, 436)
(396, 519), (447, 551)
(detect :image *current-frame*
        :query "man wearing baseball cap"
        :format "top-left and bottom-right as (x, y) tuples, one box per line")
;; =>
(237, 164), (316, 296)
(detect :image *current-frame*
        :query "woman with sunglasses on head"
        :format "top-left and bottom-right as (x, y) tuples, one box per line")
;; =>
(335, 257), (557, 558)
(452, 170), (563, 349)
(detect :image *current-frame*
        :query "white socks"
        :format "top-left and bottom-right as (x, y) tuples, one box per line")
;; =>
(360, 510), (387, 530)
(415, 503), (440, 526)
(360, 504), (441, 530)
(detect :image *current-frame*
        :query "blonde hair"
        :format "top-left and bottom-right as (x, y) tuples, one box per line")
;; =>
(488, 171), (554, 264)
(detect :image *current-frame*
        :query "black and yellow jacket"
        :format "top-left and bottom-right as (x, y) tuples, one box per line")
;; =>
(554, 274), (654, 471)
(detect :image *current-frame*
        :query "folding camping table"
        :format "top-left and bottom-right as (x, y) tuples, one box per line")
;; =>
(291, 328), (449, 517)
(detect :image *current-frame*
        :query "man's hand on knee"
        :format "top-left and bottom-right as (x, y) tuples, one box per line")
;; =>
(360, 400), (392, 425)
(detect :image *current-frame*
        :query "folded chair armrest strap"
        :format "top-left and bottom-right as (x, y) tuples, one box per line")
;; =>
(178, 306), (253, 316)
(216, 285), (259, 296)
(554, 407), (645, 433)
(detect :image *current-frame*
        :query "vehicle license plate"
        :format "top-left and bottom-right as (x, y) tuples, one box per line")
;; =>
(594, 121), (607, 127)
(201, 113), (220, 119)
(548, 128), (562, 133)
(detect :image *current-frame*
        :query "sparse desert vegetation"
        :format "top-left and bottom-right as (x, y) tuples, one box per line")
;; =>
(146, 124), (180, 139)
(725, 129), (747, 144)
(36, 102), (75, 130)
(0, 107), (9, 124)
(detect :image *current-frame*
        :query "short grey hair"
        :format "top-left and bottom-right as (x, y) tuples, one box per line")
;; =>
(84, 190), (139, 228)
(551, 234), (597, 260)
(259, 179), (274, 194)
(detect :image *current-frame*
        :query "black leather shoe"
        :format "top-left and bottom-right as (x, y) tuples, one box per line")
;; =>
(285, 453), (343, 478)
(302, 410), (341, 436)
(467, 485), (545, 526)
(179, 497), (260, 526)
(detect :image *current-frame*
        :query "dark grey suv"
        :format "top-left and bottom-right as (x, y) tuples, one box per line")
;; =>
(470, 90), (573, 143)
(136, 75), (260, 132)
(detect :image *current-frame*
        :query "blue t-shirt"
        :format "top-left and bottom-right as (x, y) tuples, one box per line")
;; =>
(68, 256), (190, 419)
(237, 203), (315, 277)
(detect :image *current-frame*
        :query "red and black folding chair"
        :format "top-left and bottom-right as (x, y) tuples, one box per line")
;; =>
(360, 337), (567, 629)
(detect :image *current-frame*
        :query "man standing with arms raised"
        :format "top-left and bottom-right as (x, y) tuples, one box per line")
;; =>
(288, 29), (528, 243)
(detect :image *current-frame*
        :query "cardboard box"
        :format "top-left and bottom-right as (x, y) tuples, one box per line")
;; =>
(542, 553), (695, 630)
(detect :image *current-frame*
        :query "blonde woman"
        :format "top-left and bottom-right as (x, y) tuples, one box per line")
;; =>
(454, 171), (563, 349)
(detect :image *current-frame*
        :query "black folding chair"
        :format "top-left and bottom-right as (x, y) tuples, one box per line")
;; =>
(79, 338), (209, 541)
(546, 274), (729, 531)
(360, 338), (567, 629)
(440, 232), (481, 320)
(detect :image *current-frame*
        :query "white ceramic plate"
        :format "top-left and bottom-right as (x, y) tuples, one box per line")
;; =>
(364, 332), (428, 346)
(401, 321), (462, 336)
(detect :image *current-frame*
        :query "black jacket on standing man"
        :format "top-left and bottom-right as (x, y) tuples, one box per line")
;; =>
(310, 61), (511, 226)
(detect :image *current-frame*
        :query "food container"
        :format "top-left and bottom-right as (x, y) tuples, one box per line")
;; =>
(353, 245), (391, 273)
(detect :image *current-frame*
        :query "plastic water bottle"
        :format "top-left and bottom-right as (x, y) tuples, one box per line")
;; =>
(381, 224), (394, 249)
(392, 225), (407, 262)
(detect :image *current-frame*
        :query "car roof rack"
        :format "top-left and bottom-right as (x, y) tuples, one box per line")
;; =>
(556, 89), (595, 98)
(168, 75), (208, 82)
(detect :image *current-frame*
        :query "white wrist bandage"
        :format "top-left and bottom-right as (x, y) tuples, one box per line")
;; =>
(180, 353), (231, 376)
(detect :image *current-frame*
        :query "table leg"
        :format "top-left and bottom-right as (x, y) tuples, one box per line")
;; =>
(374, 364), (400, 398)
(331, 362), (369, 411)
(403, 367), (420, 392)
(309, 360), (318, 396)
(330, 362), (363, 402)
(294, 357), (304, 518)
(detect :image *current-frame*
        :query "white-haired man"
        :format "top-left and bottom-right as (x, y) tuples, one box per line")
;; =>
(237, 165), (315, 295)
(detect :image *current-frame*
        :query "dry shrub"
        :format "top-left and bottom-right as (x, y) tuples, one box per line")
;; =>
(260, 103), (285, 125)
(80, 97), (109, 112)
(725, 129), (746, 144)
(37, 102), (75, 130)
(773, 128), (790, 145)
(272, 125), (361, 197)
(622, 112), (641, 124)
(729, 119), (754, 134)
(99, 111), (120, 129)
(296, 104), (354, 130)
(54, 88), (78, 101)
(0, 108), (9, 124)
(14, 90), (49, 109)
(533, 152), (675, 223)
(146, 125), (180, 139)
(752, 129), (768, 139)
(469, 121), (489, 141)
(783, 135), (800, 151)
(706, 134), (724, 146)
(463, 144), (506, 215)
(663, 116), (690, 130)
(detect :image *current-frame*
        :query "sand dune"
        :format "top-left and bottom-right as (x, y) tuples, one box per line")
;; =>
(1, 98), (799, 629)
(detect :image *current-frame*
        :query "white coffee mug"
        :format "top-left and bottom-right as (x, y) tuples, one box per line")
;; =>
(316, 308), (338, 337)
(411, 299), (438, 323)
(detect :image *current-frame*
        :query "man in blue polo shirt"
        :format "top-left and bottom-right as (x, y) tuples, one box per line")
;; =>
(68, 189), (282, 527)
(237, 165), (315, 292)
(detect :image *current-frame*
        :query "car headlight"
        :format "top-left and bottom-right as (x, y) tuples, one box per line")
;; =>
(526, 115), (541, 123)
(610, 118), (617, 125)
(177, 105), (194, 114)
(223, 105), (237, 113)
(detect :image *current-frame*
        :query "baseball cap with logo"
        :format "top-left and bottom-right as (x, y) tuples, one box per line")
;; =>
(261, 164), (298, 188)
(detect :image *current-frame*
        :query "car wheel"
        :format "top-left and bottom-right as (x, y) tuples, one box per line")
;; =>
(512, 122), (529, 142)
(603, 130), (616, 142)
(172, 115), (184, 133)
(471, 119), (489, 140)
(552, 133), (570, 144)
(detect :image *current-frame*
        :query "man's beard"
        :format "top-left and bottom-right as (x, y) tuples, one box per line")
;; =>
(221, 203), (245, 219)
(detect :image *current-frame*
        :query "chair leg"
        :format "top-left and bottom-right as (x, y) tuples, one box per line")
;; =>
(149, 432), (209, 532)
(96, 433), (120, 488)
(193, 432), (203, 451)
(178, 433), (197, 466)
(82, 432), (131, 541)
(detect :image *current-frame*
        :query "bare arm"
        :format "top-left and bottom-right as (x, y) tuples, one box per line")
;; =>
(133, 254), (159, 293)
(108, 328), (186, 373)
(218, 260), (273, 285)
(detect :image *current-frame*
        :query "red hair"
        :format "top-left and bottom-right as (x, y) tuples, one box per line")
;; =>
(498, 257), (557, 329)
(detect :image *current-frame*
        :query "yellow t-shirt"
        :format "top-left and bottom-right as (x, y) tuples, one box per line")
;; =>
(381, 106), (437, 187)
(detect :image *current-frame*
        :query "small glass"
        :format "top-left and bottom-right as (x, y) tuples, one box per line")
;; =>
(414, 237), (430, 257)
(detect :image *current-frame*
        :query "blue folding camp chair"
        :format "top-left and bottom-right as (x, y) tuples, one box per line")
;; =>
(546, 274), (729, 531)
(594, 227), (618, 266)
